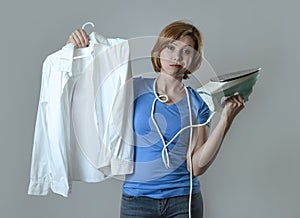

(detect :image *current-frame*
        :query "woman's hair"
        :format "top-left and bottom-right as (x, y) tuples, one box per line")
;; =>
(151, 21), (203, 79)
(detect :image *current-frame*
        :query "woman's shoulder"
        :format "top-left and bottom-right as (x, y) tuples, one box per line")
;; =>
(133, 76), (155, 82)
(133, 76), (155, 93)
(187, 86), (200, 99)
(133, 76), (154, 86)
(187, 86), (207, 106)
(134, 76), (156, 85)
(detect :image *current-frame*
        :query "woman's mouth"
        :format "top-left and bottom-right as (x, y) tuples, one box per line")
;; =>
(169, 64), (182, 68)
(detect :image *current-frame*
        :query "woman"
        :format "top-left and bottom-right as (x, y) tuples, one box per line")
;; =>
(67, 21), (244, 218)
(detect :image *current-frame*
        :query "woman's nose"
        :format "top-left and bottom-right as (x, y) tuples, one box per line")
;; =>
(173, 51), (182, 61)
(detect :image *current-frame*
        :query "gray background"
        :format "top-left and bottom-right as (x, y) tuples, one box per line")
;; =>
(1, 0), (299, 217)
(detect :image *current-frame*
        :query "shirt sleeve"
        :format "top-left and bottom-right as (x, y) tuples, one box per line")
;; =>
(198, 99), (211, 125)
(188, 87), (211, 125)
(28, 54), (72, 197)
(28, 58), (52, 196)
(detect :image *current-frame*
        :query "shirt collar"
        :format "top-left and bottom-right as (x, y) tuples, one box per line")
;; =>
(89, 32), (108, 47)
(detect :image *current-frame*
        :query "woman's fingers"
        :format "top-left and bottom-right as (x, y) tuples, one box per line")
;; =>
(221, 94), (245, 121)
(236, 94), (244, 104)
(76, 29), (89, 46)
(227, 94), (244, 106)
(67, 29), (90, 48)
(73, 29), (89, 47)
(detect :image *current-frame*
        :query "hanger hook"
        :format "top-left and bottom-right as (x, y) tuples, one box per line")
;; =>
(82, 22), (95, 30)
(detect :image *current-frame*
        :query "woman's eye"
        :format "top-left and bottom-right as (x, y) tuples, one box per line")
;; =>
(167, 45), (175, 50)
(183, 49), (192, 55)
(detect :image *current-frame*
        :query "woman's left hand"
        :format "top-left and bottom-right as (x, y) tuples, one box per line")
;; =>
(221, 94), (245, 123)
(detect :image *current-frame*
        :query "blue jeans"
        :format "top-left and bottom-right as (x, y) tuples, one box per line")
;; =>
(120, 192), (203, 218)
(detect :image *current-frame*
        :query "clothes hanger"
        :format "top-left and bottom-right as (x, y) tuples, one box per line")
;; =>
(73, 22), (95, 60)
(73, 21), (108, 59)
(82, 22), (95, 34)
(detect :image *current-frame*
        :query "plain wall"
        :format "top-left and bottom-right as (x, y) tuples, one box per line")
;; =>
(1, 0), (299, 217)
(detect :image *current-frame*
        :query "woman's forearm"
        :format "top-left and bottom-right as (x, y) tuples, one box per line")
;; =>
(192, 116), (232, 176)
(192, 118), (232, 175)
(191, 94), (245, 176)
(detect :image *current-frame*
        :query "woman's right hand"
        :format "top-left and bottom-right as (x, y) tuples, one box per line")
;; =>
(66, 29), (90, 48)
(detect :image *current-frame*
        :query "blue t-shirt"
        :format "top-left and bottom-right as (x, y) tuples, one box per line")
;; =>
(122, 77), (210, 199)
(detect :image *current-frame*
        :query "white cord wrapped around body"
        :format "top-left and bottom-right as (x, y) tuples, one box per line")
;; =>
(151, 78), (215, 218)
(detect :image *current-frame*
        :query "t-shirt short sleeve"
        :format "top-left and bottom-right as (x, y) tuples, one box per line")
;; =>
(188, 87), (211, 126)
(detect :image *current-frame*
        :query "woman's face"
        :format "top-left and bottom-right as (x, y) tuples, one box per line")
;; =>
(159, 35), (195, 80)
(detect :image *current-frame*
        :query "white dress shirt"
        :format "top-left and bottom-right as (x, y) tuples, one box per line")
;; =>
(28, 32), (134, 197)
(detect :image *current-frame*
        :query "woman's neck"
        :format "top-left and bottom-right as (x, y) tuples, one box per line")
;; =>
(156, 73), (186, 104)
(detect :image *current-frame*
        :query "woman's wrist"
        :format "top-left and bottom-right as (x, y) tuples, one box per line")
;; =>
(219, 114), (233, 133)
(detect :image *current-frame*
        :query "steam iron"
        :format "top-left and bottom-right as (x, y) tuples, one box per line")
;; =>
(197, 67), (261, 112)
